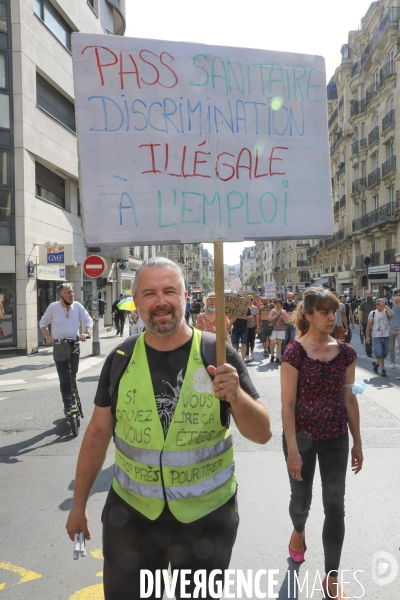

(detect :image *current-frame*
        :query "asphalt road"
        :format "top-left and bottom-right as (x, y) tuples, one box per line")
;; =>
(0, 328), (399, 599)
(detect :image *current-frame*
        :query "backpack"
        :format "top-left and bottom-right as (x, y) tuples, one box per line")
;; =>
(108, 332), (230, 437)
(371, 309), (390, 329)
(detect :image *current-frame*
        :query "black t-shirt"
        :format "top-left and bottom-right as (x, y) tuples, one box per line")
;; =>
(232, 308), (251, 330)
(94, 333), (259, 437)
(283, 300), (297, 313)
(192, 302), (202, 314)
(112, 300), (125, 317)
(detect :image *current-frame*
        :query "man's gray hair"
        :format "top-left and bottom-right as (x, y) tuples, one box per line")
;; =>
(57, 282), (73, 295)
(133, 257), (185, 296)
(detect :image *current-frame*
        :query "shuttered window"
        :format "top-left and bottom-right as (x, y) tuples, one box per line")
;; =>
(36, 74), (76, 133)
(36, 162), (65, 209)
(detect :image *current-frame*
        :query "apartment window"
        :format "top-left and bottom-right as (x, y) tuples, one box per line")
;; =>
(77, 188), (81, 217)
(387, 187), (394, 204)
(34, 0), (72, 51)
(0, 0), (7, 32)
(0, 150), (9, 186)
(373, 196), (379, 210)
(0, 93), (9, 128)
(36, 162), (65, 209)
(0, 273), (15, 346)
(0, 189), (11, 244)
(0, 55), (6, 89)
(36, 74), (76, 132)
(87, 0), (99, 15)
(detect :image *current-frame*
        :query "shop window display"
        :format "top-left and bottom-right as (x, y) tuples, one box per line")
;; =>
(0, 274), (14, 344)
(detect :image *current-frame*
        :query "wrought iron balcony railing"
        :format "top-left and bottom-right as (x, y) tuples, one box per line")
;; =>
(366, 82), (379, 103)
(370, 251), (380, 267)
(367, 167), (380, 188)
(297, 260), (308, 267)
(334, 201), (339, 215)
(382, 155), (396, 178)
(360, 137), (367, 148)
(352, 201), (398, 233)
(352, 178), (367, 193)
(368, 126), (379, 146)
(384, 249), (395, 264)
(382, 109), (395, 133)
(351, 141), (359, 156)
(380, 61), (395, 85)
(340, 194), (346, 208)
(323, 228), (346, 248)
(361, 44), (372, 68)
(328, 107), (338, 129)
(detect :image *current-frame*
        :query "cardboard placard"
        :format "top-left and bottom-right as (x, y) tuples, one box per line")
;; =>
(225, 294), (249, 318)
(72, 35), (333, 246)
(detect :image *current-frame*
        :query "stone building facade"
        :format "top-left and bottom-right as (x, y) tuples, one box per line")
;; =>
(308, 0), (400, 297)
(0, 0), (129, 354)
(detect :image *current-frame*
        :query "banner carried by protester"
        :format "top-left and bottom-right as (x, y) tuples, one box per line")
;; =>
(264, 282), (276, 297)
(224, 295), (249, 318)
(72, 35), (332, 246)
(228, 278), (242, 292)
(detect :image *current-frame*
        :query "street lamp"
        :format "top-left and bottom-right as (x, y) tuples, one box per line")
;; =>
(363, 256), (371, 291)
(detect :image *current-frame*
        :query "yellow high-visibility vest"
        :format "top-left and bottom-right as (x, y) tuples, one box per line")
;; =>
(113, 329), (236, 523)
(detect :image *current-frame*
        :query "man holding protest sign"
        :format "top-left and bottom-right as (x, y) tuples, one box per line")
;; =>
(66, 258), (272, 600)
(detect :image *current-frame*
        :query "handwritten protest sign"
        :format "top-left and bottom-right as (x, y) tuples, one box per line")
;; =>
(225, 295), (249, 318)
(264, 282), (276, 297)
(228, 278), (242, 292)
(72, 35), (332, 246)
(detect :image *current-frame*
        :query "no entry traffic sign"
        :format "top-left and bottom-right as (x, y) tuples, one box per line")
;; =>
(83, 255), (107, 278)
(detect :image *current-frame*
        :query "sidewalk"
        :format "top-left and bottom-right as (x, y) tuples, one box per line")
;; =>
(0, 327), (127, 393)
(350, 324), (400, 420)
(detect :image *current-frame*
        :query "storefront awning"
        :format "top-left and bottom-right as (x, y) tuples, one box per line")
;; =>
(313, 277), (329, 286)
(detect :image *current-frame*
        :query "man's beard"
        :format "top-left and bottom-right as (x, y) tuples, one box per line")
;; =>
(141, 303), (185, 337)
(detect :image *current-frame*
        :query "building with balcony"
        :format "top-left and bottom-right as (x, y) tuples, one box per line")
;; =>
(308, 0), (400, 297)
(255, 241), (274, 292)
(266, 239), (312, 295)
(240, 246), (256, 289)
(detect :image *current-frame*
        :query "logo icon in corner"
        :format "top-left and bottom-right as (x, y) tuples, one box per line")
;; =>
(372, 551), (398, 586)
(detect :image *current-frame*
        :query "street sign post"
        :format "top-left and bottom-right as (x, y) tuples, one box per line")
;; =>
(83, 256), (107, 278)
(390, 263), (400, 272)
(83, 256), (106, 355)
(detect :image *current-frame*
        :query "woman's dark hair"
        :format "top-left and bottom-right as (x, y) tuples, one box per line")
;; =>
(292, 287), (339, 338)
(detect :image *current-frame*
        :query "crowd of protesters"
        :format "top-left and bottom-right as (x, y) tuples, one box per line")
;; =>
(192, 287), (400, 376)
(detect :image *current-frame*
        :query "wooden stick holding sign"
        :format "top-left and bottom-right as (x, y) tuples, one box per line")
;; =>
(213, 242), (230, 425)
(213, 242), (226, 367)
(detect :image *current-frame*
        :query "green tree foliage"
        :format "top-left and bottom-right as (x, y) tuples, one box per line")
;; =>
(202, 270), (214, 295)
(245, 271), (258, 291)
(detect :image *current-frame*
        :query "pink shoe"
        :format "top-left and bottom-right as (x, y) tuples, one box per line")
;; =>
(288, 532), (306, 563)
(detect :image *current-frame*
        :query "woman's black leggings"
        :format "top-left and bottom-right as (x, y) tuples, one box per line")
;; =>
(246, 326), (256, 354)
(283, 433), (349, 577)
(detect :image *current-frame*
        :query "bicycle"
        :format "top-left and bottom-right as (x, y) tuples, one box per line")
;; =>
(54, 337), (87, 437)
